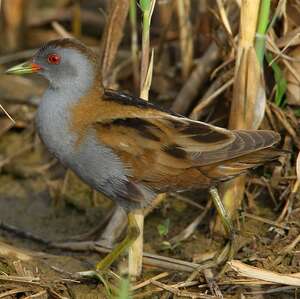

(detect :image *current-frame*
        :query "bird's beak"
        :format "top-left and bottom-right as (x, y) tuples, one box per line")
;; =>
(6, 61), (42, 75)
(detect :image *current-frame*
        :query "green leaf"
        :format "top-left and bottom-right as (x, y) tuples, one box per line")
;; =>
(266, 52), (287, 106)
(294, 108), (300, 117)
(157, 218), (170, 237)
(139, 0), (150, 12)
(115, 277), (132, 299)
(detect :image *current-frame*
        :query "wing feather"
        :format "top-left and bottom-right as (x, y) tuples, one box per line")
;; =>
(92, 90), (281, 191)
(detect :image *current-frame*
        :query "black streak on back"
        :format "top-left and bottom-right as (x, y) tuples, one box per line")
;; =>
(104, 89), (180, 115)
(176, 121), (230, 143)
(163, 144), (187, 159)
(112, 118), (161, 141)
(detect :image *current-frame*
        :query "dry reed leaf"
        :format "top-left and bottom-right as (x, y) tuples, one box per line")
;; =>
(285, 46), (300, 105)
(100, 0), (130, 82)
(228, 260), (300, 286)
(0, 242), (32, 261)
(277, 27), (300, 48)
(297, 152), (300, 180)
(216, 0), (262, 233)
(216, 0), (232, 36)
(230, 48), (265, 130)
(0, 108), (15, 126)
(286, 0), (300, 30)
(246, 49), (266, 129)
(51, 21), (73, 38)
(236, 0), (260, 60)
(176, 0), (194, 79)
(0, 287), (35, 298)
(140, 50), (154, 100)
(0, 0), (27, 52)
(230, 0), (262, 129)
(25, 290), (48, 299)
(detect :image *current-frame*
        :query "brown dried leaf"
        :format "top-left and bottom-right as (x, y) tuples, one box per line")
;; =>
(229, 260), (300, 286)
(277, 27), (300, 48)
(0, 0), (28, 52)
(297, 152), (300, 180)
(217, 0), (263, 234)
(100, 0), (130, 84)
(286, 0), (300, 29)
(230, 47), (265, 129)
(286, 46), (300, 106)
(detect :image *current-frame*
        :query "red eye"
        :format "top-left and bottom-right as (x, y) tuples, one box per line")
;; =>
(47, 53), (61, 65)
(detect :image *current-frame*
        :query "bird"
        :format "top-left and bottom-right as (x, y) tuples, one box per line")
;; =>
(6, 38), (283, 274)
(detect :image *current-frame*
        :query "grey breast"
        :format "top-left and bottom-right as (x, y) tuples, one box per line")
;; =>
(36, 88), (133, 205)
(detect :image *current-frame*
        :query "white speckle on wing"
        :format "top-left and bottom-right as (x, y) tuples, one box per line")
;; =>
(120, 142), (129, 148)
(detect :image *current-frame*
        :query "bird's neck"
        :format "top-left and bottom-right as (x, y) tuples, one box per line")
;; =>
(36, 78), (103, 161)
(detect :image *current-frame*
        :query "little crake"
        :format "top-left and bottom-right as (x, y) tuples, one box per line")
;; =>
(6, 38), (282, 271)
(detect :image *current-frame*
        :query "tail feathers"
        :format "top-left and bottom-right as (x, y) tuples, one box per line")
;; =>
(233, 147), (285, 164)
(199, 147), (285, 181)
(191, 130), (281, 167)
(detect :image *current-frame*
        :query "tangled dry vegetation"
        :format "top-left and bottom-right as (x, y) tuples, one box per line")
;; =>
(0, 0), (299, 298)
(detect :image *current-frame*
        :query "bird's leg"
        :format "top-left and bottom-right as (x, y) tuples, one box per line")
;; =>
(96, 212), (140, 271)
(97, 206), (127, 247)
(209, 186), (233, 237)
(209, 186), (235, 261)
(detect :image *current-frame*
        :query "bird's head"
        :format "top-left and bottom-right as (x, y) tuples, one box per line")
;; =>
(6, 38), (100, 91)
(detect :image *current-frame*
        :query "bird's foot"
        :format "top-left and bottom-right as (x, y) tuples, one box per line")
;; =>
(96, 212), (140, 271)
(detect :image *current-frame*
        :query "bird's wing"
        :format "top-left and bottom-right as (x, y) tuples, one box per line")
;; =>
(92, 91), (280, 190)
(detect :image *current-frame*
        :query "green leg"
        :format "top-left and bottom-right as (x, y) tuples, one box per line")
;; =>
(96, 212), (140, 271)
(209, 186), (235, 265)
(209, 186), (234, 238)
